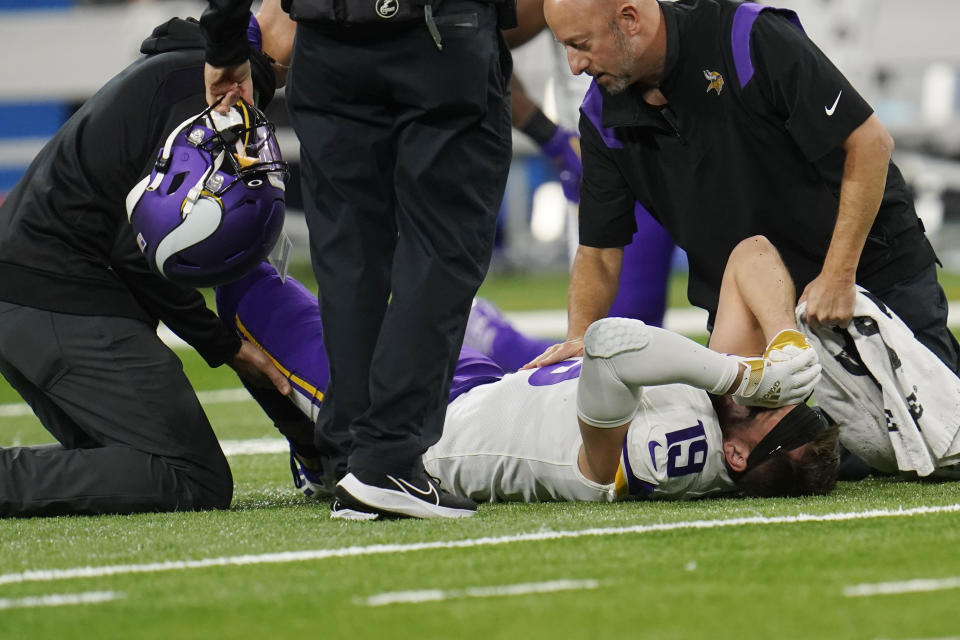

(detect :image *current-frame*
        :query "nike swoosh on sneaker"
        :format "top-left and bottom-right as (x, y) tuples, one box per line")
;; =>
(824, 90), (842, 116)
(392, 476), (440, 505)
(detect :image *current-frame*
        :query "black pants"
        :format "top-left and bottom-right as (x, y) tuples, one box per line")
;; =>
(286, 1), (513, 477)
(873, 262), (960, 375)
(0, 303), (232, 517)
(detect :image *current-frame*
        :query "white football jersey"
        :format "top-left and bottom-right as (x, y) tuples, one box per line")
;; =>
(424, 360), (737, 503)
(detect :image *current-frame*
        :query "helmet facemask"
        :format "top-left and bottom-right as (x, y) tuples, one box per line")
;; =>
(126, 100), (288, 288)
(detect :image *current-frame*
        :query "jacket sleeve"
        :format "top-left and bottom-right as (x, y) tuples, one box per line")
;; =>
(200, 0), (255, 67)
(577, 112), (638, 249)
(110, 225), (242, 368)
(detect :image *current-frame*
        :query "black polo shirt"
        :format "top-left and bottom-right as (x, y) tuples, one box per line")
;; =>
(578, 0), (934, 319)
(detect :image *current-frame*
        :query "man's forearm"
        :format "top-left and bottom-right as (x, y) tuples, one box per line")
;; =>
(566, 245), (622, 341)
(821, 114), (893, 282)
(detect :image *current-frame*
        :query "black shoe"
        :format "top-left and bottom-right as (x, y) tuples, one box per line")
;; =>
(331, 470), (477, 520)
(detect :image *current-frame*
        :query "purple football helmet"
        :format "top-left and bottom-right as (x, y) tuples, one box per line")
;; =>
(126, 100), (287, 287)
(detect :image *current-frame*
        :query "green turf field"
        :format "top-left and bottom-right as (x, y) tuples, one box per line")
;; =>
(2, 267), (960, 638)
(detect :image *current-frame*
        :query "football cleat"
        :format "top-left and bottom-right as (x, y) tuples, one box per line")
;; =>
(289, 447), (333, 499)
(464, 298), (510, 357)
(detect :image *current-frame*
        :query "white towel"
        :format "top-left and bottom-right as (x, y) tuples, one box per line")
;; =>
(796, 288), (960, 477)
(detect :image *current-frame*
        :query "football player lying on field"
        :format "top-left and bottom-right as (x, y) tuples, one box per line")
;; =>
(216, 235), (838, 516)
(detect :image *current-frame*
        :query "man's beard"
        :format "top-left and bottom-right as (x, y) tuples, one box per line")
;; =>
(712, 395), (763, 438)
(601, 21), (635, 95)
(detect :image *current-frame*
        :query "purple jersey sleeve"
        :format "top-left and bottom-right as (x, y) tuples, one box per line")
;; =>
(216, 262), (329, 414)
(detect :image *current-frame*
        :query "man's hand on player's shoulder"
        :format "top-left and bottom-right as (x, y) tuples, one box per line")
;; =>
(521, 338), (584, 370)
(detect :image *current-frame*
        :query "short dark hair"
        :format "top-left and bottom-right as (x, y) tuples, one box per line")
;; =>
(735, 426), (841, 497)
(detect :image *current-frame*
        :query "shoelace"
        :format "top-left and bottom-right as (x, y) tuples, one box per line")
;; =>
(289, 450), (304, 490)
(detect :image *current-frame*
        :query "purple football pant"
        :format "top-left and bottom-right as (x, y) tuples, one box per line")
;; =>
(608, 203), (674, 325)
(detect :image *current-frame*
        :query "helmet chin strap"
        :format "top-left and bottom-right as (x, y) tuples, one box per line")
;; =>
(153, 196), (224, 278)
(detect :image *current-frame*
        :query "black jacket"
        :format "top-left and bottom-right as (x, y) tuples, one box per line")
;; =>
(0, 18), (273, 367)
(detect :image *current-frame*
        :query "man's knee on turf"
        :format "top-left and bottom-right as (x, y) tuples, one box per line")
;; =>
(177, 456), (233, 511)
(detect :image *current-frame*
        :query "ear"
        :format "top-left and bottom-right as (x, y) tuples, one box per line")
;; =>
(617, 2), (643, 36)
(722, 439), (749, 473)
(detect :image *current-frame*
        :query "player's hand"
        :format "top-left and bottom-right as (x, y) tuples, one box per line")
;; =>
(732, 330), (821, 408)
(799, 274), (855, 328)
(229, 340), (291, 396)
(540, 127), (582, 203)
(204, 61), (254, 114)
(521, 338), (584, 370)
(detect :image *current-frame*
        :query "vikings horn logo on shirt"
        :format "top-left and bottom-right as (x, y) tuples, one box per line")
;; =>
(703, 70), (724, 95)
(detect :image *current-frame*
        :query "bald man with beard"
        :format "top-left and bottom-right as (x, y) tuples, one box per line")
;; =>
(525, 0), (958, 381)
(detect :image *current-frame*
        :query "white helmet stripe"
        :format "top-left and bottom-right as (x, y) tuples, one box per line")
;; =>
(153, 197), (223, 278)
(125, 175), (151, 222)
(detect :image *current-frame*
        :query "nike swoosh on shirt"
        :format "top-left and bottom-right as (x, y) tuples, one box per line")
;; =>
(824, 90), (842, 116)
(648, 441), (662, 470)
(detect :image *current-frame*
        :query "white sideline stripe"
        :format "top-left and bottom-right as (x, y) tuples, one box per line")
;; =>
(0, 591), (123, 610)
(359, 579), (600, 607)
(0, 388), (253, 418)
(1, 504), (958, 587)
(155, 309), (716, 351)
(194, 389), (253, 404)
(845, 576), (960, 597)
(5, 302), (954, 417)
(221, 438), (288, 456)
(509, 303), (960, 333)
(160, 302), (960, 350)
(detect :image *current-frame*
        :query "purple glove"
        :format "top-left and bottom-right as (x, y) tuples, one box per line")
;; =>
(540, 126), (582, 203)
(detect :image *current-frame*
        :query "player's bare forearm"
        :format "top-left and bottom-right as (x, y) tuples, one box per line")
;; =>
(577, 420), (628, 485)
(511, 74), (538, 128)
(710, 235), (797, 356)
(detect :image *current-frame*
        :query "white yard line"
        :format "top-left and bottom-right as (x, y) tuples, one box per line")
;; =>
(845, 576), (960, 597)
(358, 579), (600, 607)
(221, 438), (288, 456)
(0, 591), (123, 610)
(1, 504), (957, 587)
